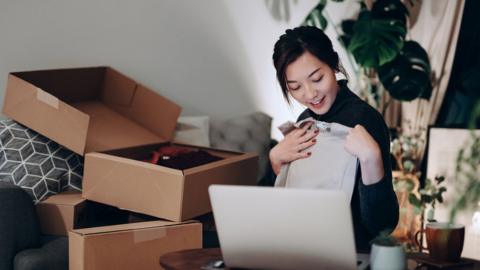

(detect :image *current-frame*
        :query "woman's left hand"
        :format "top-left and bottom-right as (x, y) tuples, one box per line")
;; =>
(344, 124), (384, 185)
(344, 125), (380, 162)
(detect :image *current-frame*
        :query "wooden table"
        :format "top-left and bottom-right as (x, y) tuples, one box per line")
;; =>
(160, 248), (225, 270)
(160, 248), (480, 270)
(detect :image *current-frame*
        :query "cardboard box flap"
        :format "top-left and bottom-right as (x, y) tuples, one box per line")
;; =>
(183, 152), (258, 176)
(85, 152), (184, 175)
(3, 66), (181, 155)
(86, 149), (251, 178)
(72, 220), (196, 236)
(73, 101), (168, 153)
(2, 74), (90, 154)
(101, 68), (137, 106)
(102, 68), (181, 141)
(40, 191), (85, 206)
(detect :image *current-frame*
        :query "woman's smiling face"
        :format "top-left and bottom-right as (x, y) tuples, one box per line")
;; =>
(285, 51), (339, 115)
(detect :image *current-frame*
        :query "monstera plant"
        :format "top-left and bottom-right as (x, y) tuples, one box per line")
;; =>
(303, 0), (432, 110)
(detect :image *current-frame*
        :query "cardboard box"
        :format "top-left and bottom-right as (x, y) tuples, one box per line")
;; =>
(2, 67), (181, 155)
(69, 220), (202, 270)
(83, 143), (258, 221)
(4, 67), (258, 222)
(37, 192), (202, 270)
(36, 191), (86, 236)
(37, 191), (147, 236)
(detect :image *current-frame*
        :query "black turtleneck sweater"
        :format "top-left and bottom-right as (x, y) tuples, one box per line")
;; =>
(297, 80), (399, 251)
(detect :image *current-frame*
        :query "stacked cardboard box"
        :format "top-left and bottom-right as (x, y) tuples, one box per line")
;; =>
(3, 67), (259, 269)
(37, 192), (202, 270)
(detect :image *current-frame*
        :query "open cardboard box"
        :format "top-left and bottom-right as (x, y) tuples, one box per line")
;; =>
(3, 66), (259, 222)
(37, 192), (202, 270)
(2, 67), (181, 155)
(83, 143), (258, 221)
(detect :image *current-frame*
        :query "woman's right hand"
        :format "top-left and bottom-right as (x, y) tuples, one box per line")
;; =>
(269, 121), (319, 175)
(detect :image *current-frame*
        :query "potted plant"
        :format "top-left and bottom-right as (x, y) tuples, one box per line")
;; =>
(408, 175), (447, 252)
(302, 0), (432, 113)
(370, 230), (406, 270)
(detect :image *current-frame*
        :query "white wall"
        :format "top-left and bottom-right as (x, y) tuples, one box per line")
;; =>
(222, 1), (360, 139)
(0, 0), (356, 139)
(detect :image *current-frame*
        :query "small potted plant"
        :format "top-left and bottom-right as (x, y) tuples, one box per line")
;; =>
(370, 230), (406, 270)
(408, 175), (447, 252)
(409, 176), (447, 221)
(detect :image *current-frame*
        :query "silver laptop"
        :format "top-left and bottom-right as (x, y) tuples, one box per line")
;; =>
(208, 185), (369, 270)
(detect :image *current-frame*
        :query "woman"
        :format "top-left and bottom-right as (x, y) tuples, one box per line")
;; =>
(270, 26), (399, 251)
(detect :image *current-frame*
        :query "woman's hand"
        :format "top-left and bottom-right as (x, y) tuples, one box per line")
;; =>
(270, 121), (319, 175)
(344, 124), (384, 185)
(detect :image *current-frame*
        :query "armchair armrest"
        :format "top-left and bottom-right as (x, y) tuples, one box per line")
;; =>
(14, 237), (68, 270)
(0, 183), (41, 270)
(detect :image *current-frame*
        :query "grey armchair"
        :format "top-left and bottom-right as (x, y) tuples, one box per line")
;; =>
(0, 183), (68, 270)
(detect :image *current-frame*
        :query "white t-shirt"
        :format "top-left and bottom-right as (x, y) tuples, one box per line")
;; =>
(275, 118), (358, 202)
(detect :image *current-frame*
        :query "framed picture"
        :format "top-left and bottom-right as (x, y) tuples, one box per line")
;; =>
(426, 127), (480, 259)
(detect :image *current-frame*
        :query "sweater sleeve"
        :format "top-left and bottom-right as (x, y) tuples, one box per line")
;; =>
(356, 111), (399, 237)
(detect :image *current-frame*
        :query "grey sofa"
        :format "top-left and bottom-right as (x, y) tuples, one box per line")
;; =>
(0, 183), (68, 270)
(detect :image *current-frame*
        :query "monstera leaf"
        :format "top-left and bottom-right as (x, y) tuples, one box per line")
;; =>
(377, 40), (432, 101)
(347, 10), (406, 68)
(302, 0), (344, 30)
(304, 0), (431, 104)
(303, 0), (328, 29)
(339, 19), (355, 48)
(371, 0), (409, 26)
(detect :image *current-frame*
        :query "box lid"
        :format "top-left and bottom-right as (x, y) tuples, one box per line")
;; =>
(71, 220), (198, 236)
(39, 191), (86, 206)
(2, 67), (181, 155)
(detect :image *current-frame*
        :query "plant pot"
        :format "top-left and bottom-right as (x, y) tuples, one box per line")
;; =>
(370, 243), (406, 270)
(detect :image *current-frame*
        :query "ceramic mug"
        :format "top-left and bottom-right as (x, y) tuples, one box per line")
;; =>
(415, 222), (465, 262)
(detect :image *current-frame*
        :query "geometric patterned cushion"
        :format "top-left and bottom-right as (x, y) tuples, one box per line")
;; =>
(0, 119), (83, 203)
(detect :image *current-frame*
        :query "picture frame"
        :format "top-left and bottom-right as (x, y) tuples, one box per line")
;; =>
(425, 127), (480, 259)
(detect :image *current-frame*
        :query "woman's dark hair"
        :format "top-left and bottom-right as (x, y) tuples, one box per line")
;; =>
(272, 26), (347, 102)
